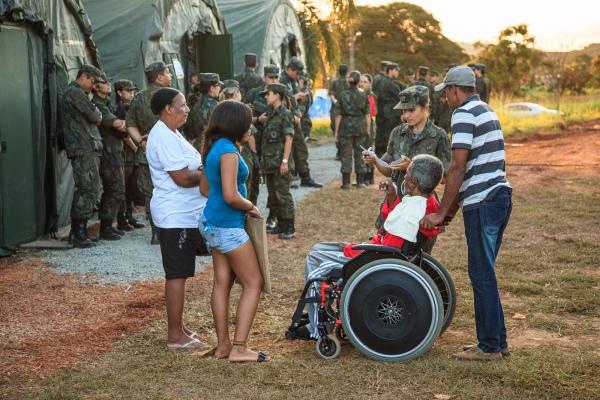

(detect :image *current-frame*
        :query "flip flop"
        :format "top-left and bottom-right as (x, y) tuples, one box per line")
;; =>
(195, 346), (217, 358)
(167, 338), (205, 350)
(227, 351), (269, 363)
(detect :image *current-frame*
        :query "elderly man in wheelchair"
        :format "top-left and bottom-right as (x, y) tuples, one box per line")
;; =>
(286, 154), (456, 361)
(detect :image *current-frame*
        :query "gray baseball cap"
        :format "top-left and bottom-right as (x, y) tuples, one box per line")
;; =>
(434, 65), (476, 92)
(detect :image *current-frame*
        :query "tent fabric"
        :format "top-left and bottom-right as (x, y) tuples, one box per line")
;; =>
(217, 0), (305, 75)
(85, 0), (227, 90)
(0, 0), (102, 234)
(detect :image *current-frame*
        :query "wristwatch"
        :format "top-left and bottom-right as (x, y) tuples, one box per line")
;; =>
(282, 159), (288, 164)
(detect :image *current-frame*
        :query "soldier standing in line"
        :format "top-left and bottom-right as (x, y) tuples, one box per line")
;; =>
(474, 64), (490, 103)
(298, 72), (314, 141)
(335, 70), (370, 189)
(280, 57), (322, 188)
(403, 67), (415, 87)
(91, 74), (128, 241)
(359, 73), (377, 185)
(372, 60), (390, 97)
(329, 64), (349, 160)
(184, 73), (222, 154)
(363, 85), (451, 254)
(126, 61), (172, 245)
(431, 64), (458, 134)
(114, 79), (145, 231)
(61, 64), (104, 248)
(235, 53), (263, 98)
(244, 65), (280, 227)
(414, 66), (433, 98)
(375, 62), (404, 157)
(260, 83), (296, 239)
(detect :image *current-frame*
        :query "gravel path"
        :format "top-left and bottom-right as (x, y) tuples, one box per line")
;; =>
(42, 142), (339, 285)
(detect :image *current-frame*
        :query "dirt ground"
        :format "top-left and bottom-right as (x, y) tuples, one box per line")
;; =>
(1, 119), (599, 398)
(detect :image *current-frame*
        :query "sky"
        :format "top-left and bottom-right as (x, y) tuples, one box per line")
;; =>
(301, 0), (600, 51)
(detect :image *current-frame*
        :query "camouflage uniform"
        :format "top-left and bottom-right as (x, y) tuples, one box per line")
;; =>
(328, 75), (349, 133)
(260, 96), (295, 221)
(92, 94), (126, 221)
(431, 91), (452, 134)
(376, 75), (404, 156)
(337, 86), (370, 177)
(185, 94), (218, 153)
(235, 67), (262, 98)
(299, 81), (313, 139)
(125, 83), (162, 227)
(62, 81), (103, 220)
(476, 76), (488, 103)
(115, 100), (137, 212)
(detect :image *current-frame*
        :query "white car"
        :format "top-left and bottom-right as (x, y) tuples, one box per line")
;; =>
(503, 102), (562, 117)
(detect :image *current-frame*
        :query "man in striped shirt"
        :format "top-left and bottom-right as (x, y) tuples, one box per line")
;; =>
(422, 66), (512, 361)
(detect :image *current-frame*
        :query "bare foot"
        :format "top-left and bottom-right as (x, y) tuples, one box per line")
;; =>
(214, 343), (232, 359)
(227, 347), (268, 362)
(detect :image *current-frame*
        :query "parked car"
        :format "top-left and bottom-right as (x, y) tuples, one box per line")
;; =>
(503, 102), (563, 117)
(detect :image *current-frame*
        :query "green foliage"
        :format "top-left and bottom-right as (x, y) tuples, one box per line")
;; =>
(560, 55), (594, 94)
(348, 2), (467, 74)
(476, 24), (538, 98)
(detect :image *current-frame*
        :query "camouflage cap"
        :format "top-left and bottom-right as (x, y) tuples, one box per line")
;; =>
(263, 64), (280, 77)
(260, 83), (287, 97)
(380, 60), (391, 69)
(287, 56), (305, 71)
(79, 64), (102, 79)
(144, 61), (171, 79)
(96, 72), (111, 84)
(473, 63), (486, 72)
(386, 62), (399, 71)
(244, 53), (257, 66)
(404, 67), (415, 76)
(394, 85), (430, 110)
(418, 65), (429, 74)
(199, 72), (224, 86)
(114, 79), (138, 91)
(222, 79), (240, 89)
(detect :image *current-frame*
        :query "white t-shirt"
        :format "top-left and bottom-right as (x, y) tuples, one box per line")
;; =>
(146, 120), (206, 228)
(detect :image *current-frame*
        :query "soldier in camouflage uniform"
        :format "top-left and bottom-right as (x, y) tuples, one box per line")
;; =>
(126, 61), (172, 244)
(403, 67), (415, 87)
(61, 64), (104, 248)
(359, 73), (377, 185)
(415, 66), (435, 121)
(244, 65), (280, 226)
(431, 64), (458, 134)
(184, 72), (222, 154)
(363, 85), (451, 254)
(474, 64), (490, 103)
(260, 83), (296, 239)
(372, 60), (390, 99)
(92, 74), (128, 241)
(298, 72), (313, 140)
(375, 62), (404, 157)
(114, 79), (145, 231)
(280, 57), (322, 188)
(329, 64), (349, 156)
(335, 70), (370, 189)
(234, 53), (263, 98)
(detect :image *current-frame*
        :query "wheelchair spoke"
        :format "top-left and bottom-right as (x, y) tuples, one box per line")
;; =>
(377, 295), (405, 326)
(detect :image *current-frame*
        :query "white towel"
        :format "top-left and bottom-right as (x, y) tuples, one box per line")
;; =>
(383, 195), (427, 243)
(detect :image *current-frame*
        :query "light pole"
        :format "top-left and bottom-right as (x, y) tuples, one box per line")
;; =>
(349, 30), (361, 71)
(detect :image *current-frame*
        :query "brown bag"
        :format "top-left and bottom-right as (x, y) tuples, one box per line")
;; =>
(245, 215), (271, 294)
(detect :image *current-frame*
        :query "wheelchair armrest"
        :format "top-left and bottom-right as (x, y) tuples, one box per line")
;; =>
(351, 244), (404, 255)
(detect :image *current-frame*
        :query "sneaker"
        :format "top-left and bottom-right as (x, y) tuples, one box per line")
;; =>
(453, 346), (503, 361)
(463, 344), (510, 357)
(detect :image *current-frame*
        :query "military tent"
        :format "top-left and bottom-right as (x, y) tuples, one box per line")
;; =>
(84, 0), (232, 93)
(0, 0), (101, 254)
(217, 0), (306, 75)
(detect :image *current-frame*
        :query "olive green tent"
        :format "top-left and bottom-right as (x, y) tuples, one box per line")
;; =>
(217, 0), (305, 75)
(84, 0), (232, 92)
(0, 0), (101, 254)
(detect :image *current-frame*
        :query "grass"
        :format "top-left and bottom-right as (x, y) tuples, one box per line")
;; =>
(9, 170), (600, 399)
(309, 117), (335, 142)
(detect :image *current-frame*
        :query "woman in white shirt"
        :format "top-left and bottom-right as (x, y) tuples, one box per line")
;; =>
(146, 87), (208, 350)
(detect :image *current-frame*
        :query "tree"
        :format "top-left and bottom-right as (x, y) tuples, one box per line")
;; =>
(348, 2), (467, 74)
(560, 55), (593, 94)
(476, 24), (536, 100)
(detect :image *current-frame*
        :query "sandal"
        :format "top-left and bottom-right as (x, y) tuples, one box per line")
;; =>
(167, 338), (207, 350)
(228, 341), (268, 363)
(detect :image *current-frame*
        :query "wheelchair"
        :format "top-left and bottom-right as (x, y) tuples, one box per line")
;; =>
(285, 235), (456, 362)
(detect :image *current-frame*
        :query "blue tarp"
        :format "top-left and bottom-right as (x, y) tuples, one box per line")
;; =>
(308, 88), (331, 119)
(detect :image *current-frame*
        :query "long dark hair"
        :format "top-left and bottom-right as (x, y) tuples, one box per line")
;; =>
(202, 100), (252, 160)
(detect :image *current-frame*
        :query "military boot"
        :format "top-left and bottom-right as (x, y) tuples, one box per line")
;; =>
(356, 174), (366, 189)
(150, 227), (160, 245)
(300, 176), (323, 188)
(341, 173), (351, 190)
(126, 209), (145, 229)
(117, 212), (134, 232)
(100, 219), (121, 241)
(278, 218), (295, 240)
(267, 219), (281, 234)
(68, 219), (96, 249)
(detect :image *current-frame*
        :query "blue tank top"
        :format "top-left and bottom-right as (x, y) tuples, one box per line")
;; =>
(203, 138), (249, 228)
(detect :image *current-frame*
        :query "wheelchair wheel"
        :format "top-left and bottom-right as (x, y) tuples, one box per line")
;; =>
(420, 254), (456, 335)
(340, 259), (443, 362)
(316, 334), (341, 360)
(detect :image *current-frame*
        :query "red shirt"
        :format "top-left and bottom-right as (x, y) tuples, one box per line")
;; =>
(368, 94), (377, 118)
(343, 195), (441, 258)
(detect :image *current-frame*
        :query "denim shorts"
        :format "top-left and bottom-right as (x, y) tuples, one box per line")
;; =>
(198, 217), (249, 254)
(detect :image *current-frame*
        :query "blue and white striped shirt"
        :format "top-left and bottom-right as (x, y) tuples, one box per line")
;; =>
(451, 95), (511, 210)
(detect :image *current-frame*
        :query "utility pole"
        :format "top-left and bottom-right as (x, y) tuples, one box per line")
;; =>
(349, 28), (361, 71)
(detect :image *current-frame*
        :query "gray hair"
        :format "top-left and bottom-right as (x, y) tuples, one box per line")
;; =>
(406, 154), (443, 195)
(219, 86), (240, 101)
